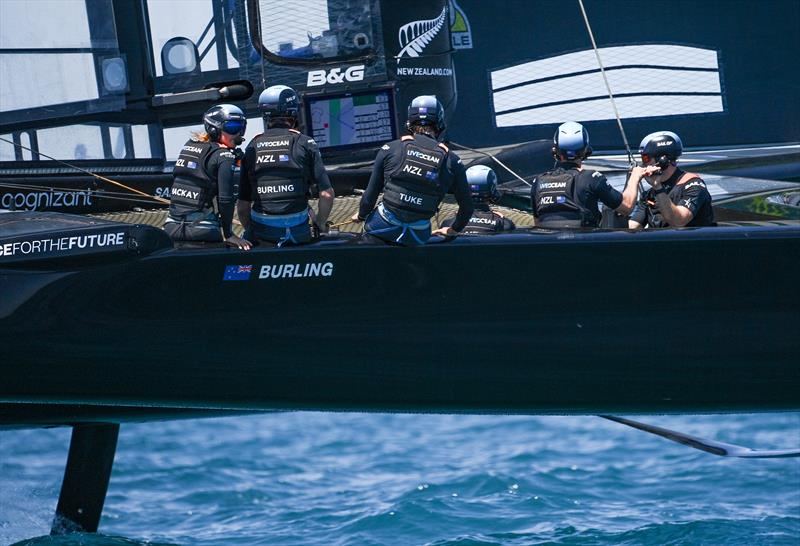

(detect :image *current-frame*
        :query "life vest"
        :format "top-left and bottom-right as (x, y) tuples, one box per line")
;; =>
(644, 171), (703, 227)
(383, 135), (448, 222)
(677, 172), (702, 186)
(169, 140), (217, 218)
(251, 129), (308, 215)
(533, 168), (587, 228)
(462, 209), (505, 234)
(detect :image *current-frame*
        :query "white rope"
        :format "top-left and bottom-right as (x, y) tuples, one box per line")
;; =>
(577, 0), (635, 166)
(449, 141), (532, 187)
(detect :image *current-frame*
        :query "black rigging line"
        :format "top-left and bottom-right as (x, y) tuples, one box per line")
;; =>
(0, 136), (169, 205)
(253, 0), (267, 90)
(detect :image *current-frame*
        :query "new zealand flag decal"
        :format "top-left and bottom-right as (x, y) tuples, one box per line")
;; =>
(279, 154), (289, 161)
(223, 265), (253, 281)
(556, 196), (567, 203)
(425, 171), (438, 180)
(187, 161), (197, 169)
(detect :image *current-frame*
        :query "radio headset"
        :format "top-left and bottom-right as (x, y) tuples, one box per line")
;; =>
(655, 155), (672, 170)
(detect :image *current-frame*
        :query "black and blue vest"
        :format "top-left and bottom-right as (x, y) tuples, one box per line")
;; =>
(251, 129), (308, 215)
(169, 140), (217, 218)
(383, 135), (449, 223)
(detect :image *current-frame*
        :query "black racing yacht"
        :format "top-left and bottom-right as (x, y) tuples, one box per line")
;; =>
(1, 0), (799, 538)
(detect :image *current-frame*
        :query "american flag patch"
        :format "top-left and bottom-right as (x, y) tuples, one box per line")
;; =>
(223, 264), (253, 281)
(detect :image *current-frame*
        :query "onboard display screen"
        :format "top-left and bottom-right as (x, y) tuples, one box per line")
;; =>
(304, 88), (396, 150)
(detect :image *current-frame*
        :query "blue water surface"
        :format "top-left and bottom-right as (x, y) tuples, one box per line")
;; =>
(1, 413), (799, 545)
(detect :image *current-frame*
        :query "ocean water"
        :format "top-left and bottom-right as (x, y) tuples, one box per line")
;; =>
(1, 413), (799, 545)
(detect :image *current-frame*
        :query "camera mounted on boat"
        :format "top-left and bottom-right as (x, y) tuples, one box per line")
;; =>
(406, 95), (446, 135)
(203, 104), (246, 143)
(552, 121), (593, 161)
(639, 131), (683, 170)
(466, 165), (500, 204)
(259, 85), (300, 126)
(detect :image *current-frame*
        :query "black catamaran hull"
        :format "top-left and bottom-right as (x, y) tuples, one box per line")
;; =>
(1, 214), (798, 424)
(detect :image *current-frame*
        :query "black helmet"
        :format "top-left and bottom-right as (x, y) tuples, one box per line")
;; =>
(466, 165), (500, 203)
(203, 104), (246, 141)
(639, 131), (683, 168)
(259, 85), (299, 122)
(553, 121), (592, 161)
(406, 95), (445, 133)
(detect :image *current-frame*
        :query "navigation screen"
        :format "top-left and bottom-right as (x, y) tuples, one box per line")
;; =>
(305, 89), (396, 150)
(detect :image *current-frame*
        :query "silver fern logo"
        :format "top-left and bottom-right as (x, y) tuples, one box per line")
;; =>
(397, 7), (447, 61)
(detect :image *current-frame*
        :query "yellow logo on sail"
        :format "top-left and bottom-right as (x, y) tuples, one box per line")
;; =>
(449, 0), (472, 49)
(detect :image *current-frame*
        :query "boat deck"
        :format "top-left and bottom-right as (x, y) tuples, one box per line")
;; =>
(89, 195), (799, 234)
(91, 195), (538, 234)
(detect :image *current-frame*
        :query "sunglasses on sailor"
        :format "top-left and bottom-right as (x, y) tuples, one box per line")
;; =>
(222, 119), (246, 135)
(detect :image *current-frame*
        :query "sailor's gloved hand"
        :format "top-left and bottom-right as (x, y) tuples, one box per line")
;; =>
(432, 226), (457, 237)
(225, 234), (252, 250)
(630, 165), (661, 182)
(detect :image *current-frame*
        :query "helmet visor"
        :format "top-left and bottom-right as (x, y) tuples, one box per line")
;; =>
(222, 119), (246, 135)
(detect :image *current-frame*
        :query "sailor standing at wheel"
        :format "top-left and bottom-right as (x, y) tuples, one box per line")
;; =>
(237, 85), (335, 247)
(351, 95), (474, 246)
(440, 165), (515, 234)
(164, 104), (251, 249)
(628, 131), (715, 228)
(532, 122), (638, 229)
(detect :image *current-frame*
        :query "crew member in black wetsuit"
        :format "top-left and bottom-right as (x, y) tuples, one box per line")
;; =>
(441, 165), (515, 234)
(237, 85), (334, 246)
(351, 95), (473, 246)
(628, 131), (715, 228)
(164, 104), (251, 249)
(532, 121), (638, 228)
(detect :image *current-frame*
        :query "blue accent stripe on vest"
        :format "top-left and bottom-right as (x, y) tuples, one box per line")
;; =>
(251, 209), (309, 228)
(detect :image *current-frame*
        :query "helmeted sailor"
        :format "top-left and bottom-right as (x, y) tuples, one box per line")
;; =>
(351, 95), (473, 245)
(237, 85), (335, 246)
(532, 122), (638, 228)
(441, 165), (515, 234)
(628, 131), (715, 228)
(164, 104), (251, 249)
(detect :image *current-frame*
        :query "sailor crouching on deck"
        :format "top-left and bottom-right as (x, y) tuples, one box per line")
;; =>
(351, 95), (474, 246)
(628, 131), (715, 229)
(237, 85), (335, 247)
(532, 122), (638, 229)
(164, 104), (251, 249)
(441, 165), (515, 234)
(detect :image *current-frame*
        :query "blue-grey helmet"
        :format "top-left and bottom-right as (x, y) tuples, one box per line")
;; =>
(203, 104), (246, 141)
(466, 165), (500, 203)
(258, 85), (299, 121)
(639, 131), (683, 168)
(407, 95), (446, 133)
(553, 121), (592, 160)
